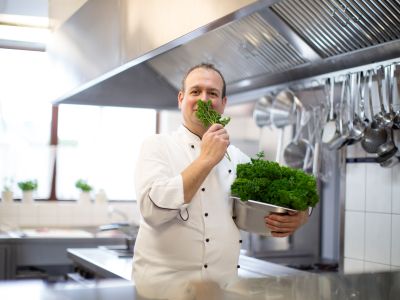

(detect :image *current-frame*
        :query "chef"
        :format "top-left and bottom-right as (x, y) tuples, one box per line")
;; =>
(132, 63), (309, 299)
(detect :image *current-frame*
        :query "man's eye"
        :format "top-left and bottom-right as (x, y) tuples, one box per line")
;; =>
(190, 90), (199, 95)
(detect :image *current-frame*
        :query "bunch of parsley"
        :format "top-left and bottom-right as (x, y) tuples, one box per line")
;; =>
(196, 99), (230, 127)
(231, 152), (318, 210)
(196, 99), (231, 161)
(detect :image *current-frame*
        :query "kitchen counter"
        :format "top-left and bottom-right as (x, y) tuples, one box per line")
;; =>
(64, 248), (400, 299)
(67, 247), (306, 281)
(0, 227), (126, 280)
(1, 268), (399, 300)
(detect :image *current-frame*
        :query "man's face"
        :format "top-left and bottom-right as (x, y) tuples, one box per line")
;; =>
(178, 67), (227, 134)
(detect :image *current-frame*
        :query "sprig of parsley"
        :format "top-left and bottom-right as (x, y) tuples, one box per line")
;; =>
(196, 99), (231, 161)
(231, 151), (319, 210)
(196, 99), (231, 127)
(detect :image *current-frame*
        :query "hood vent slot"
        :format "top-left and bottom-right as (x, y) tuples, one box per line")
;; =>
(272, 0), (400, 58)
(149, 12), (308, 90)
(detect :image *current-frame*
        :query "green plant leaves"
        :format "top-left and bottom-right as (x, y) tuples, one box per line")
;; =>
(231, 152), (319, 210)
(75, 179), (93, 192)
(17, 180), (38, 191)
(196, 99), (230, 127)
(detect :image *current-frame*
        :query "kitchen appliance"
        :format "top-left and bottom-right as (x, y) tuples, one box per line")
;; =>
(48, 0), (400, 109)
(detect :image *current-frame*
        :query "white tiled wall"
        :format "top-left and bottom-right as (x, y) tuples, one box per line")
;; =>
(0, 201), (140, 229)
(344, 144), (400, 273)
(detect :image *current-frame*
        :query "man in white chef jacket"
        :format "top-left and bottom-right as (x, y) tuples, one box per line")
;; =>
(132, 63), (309, 299)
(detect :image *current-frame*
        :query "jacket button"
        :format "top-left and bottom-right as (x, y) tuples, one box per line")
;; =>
(239, 240), (242, 243)
(204, 213), (208, 217)
(205, 238), (210, 242)
(228, 169), (232, 173)
(191, 145), (194, 149)
(237, 265), (240, 268)
(232, 216), (237, 220)
(204, 264), (208, 268)
(201, 187), (205, 192)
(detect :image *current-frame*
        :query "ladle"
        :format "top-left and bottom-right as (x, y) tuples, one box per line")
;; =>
(338, 73), (355, 148)
(375, 65), (392, 128)
(346, 72), (365, 145)
(393, 65), (400, 130)
(380, 155), (400, 168)
(376, 127), (398, 164)
(361, 70), (388, 153)
(327, 75), (350, 150)
(312, 106), (323, 177)
(303, 119), (315, 171)
(352, 72), (367, 140)
(322, 77), (337, 144)
(283, 108), (313, 169)
(359, 70), (370, 126)
(383, 64), (397, 128)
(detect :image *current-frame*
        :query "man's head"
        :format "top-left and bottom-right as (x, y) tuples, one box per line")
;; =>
(178, 63), (227, 136)
(180, 63), (226, 98)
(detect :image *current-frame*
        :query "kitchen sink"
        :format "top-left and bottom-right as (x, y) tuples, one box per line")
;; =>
(97, 222), (137, 257)
(19, 228), (94, 238)
(98, 244), (134, 258)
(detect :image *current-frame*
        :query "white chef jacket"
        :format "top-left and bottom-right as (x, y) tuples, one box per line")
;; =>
(132, 125), (250, 299)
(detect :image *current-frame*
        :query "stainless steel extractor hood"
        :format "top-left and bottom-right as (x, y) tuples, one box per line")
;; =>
(50, 0), (400, 109)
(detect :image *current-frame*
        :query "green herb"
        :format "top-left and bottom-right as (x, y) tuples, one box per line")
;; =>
(17, 180), (38, 191)
(196, 99), (231, 161)
(196, 99), (231, 127)
(75, 179), (93, 192)
(231, 151), (318, 210)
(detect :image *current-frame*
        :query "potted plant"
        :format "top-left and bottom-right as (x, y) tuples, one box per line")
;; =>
(75, 179), (93, 203)
(17, 179), (38, 203)
(2, 177), (14, 203)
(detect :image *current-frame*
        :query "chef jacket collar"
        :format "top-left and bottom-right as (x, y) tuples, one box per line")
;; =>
(179, 124), (202, 144)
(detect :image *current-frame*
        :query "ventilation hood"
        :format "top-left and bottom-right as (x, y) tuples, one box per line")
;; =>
(50, 0), (400, 109)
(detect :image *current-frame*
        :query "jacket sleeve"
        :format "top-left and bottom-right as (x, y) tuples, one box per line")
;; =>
(135, 135), (188, 227)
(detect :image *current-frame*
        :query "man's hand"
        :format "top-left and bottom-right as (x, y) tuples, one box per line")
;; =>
(200, 123), (229, 166)
(181, 124), (229, 203)
(264, 210), (309, 237)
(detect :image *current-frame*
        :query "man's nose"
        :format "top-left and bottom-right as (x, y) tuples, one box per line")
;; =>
(200, 91), (208, 100)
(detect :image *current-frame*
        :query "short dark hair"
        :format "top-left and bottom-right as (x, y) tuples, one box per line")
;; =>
(180, 63), (226, 98)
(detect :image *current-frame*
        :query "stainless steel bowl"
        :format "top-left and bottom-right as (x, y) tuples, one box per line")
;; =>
(231, 197), (297, 236)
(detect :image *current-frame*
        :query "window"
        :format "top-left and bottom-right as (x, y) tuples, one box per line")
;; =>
(0, 48), (157, 201)
(57, 105), (156, 201)
(0, 48), (53, 199)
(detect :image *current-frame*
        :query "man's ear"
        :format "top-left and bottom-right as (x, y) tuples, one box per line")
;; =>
(221, 96), (227, 109)
(178, 91), (184, 109)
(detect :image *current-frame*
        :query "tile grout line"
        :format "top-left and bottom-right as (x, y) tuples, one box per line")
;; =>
(363, 163), (367, 269)
(390, 167), (393, 267)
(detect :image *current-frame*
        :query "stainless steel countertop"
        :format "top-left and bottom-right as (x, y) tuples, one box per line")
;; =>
(67, 247), (306, 281)
(1, 269), (399, 300)
(65, 248), (400, 299)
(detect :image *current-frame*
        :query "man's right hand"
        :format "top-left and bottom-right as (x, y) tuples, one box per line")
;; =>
(181, 124), (230, 203)
(200, 124), (230, 166)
